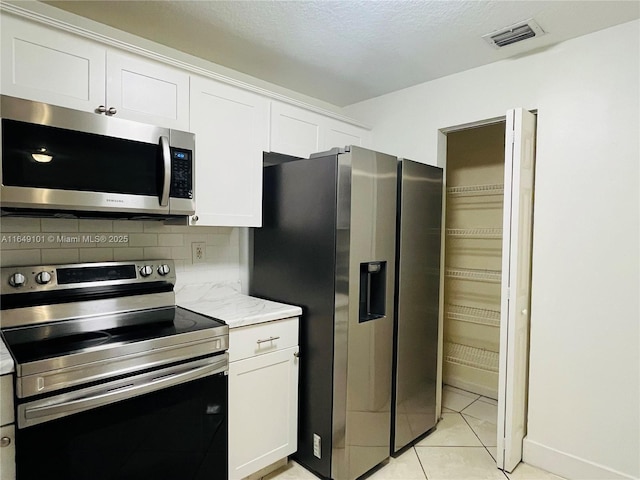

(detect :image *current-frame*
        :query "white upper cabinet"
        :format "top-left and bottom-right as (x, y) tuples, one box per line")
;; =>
(1, 15), (189, 130)
(190, 76), (269, 227)
(270, 101), (323, 158)
(270, 100), (371, 158)
(106, 51), (189, 130)
(324, 117), (372, 151)
(1, 15), (106, 112)
(1, 11), (370, 228)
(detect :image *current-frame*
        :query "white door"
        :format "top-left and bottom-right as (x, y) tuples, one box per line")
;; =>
(497, 108), (536, 472)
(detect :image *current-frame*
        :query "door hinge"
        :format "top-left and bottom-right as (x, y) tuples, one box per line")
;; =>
(507, 130), (515, 146)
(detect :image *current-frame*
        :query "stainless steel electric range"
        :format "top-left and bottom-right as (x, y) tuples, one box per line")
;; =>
(0, 260), (229, 480)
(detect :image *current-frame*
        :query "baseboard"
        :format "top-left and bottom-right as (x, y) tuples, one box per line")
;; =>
(523, 438), (638, 480)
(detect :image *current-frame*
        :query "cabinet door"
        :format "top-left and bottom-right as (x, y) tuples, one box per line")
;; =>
(0, 425), (15, 480)
(270, 101), (324, 158)
(106, 51), (189, 130)
(1, 14), (105, 112)
(229, 346), (299, 480)
(324, 118), (372, 151)
(0, 375), (13, 427)
(190, 76), (268, 227)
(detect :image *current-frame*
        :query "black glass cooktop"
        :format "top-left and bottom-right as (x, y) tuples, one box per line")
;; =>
(2, 306), (226, 365)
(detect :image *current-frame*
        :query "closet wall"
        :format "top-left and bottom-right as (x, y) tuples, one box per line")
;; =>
(443, 122), (505, 399)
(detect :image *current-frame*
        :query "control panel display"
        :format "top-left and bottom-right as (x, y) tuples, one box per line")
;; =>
(170, 148), (193, 199)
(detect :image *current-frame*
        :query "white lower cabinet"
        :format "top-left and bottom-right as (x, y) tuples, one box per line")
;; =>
(228, 318), (299, 480)
(1, 374), (15, 480)
(0, 425), (15, 480)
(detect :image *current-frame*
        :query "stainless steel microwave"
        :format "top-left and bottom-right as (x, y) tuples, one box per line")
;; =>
(0, 95), (195, 219)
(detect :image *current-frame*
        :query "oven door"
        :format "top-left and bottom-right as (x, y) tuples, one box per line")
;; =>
(16, 355), (228, 480)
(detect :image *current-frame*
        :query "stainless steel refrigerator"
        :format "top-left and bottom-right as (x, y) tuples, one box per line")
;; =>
(251, 147), (442, 479)
(391, 159), (443, 454)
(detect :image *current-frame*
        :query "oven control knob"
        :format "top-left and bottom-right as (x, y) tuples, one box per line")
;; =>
(157, 264), (171, 276)
(139, 265), (153, 277)
(8, 273), (26, 288)
(35, 271), (52, 285)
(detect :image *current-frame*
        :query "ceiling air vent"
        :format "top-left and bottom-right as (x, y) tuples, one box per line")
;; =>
(482, 19), (545, 48)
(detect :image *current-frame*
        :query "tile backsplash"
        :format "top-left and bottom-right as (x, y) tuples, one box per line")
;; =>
(0, 217), (244, 289)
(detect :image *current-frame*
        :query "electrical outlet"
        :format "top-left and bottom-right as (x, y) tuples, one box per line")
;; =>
(313, 434), (321, 459)
(192, 242), (206, 264)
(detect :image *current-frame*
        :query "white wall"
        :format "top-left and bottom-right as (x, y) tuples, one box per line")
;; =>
(345, 20), (640, 480)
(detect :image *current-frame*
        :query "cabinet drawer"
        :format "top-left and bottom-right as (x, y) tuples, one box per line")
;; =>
(229, 317), (298, 362)
(0, 376), (13, 427)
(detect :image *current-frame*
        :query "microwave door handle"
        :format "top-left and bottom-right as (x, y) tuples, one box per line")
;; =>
(159, 135), (171, 207)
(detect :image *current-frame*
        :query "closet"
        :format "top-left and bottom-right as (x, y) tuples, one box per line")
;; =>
(443, 121), (506, 400)
(441, 108), (536, 472)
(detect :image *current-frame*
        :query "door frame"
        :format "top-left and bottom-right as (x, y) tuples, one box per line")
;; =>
(435, 110), (536, 469)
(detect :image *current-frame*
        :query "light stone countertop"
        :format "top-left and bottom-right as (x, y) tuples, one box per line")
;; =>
(175, 282), (302, 329)
(0, 283), (301, 376)
(0, 336), (14, 375)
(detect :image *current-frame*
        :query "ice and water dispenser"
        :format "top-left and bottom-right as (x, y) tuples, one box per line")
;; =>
(358, 261), (387, 322)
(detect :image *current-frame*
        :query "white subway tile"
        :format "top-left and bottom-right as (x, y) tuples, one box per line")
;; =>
(113, 248), (144, 261)
(41, 218), (79, 232)
(79, 248), (114, 262)
(184, 233), (211, 245)
(0, 218), (41, 233)
(113, 220), (144, 233)
(208, 234), (231, 246)
(41, 249), (80, 265)
(0, 249), (42, 266)
(170, 246), (191, 260)
(79, 219), (113, 232)
(128, 234), (158, 247)
(158, 234), (184, 247)
(142, 222), (171, 233)
(143, 247), (171, 260)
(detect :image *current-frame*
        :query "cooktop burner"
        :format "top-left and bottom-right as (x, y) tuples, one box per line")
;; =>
(3, 306), (223, 365)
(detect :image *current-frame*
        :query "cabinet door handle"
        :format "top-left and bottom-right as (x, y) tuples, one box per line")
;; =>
(96, 105), (107, 113)
(294, 351), (300, 358)
(107, 107), (117, 115)
(256, 336), (280, 345)
(0, 436), (11, 447)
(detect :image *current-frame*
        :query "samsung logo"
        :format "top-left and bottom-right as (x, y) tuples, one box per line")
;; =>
(106, 199), (125, 204)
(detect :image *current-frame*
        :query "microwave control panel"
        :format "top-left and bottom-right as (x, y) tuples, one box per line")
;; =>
(170, 148), (193, 199)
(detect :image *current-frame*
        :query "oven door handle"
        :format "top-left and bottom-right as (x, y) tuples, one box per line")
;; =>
(20, 356), (227, 428)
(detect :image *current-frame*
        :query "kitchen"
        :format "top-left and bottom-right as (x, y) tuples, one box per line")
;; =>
(0, 2), (638, 480)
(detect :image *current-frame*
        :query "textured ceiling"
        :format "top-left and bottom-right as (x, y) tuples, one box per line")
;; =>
(43, 0), (640, 106)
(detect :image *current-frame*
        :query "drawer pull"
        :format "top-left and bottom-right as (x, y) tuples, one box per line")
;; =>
(256, 336), (280, 345)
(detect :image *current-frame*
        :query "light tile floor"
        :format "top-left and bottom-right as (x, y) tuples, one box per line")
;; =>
(262, 385), (565, 480)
